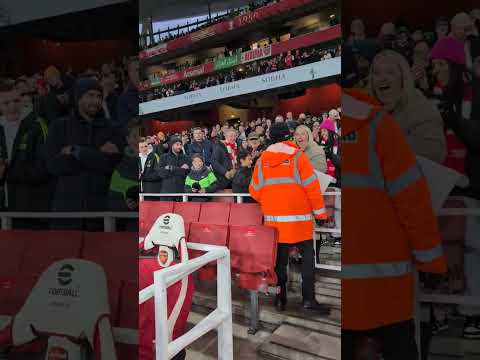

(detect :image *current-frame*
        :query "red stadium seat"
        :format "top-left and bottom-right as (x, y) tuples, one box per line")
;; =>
(20, 231), (83, 276)
(0, 231), (27, 277)
(173, 202), (201, 223)
(118, 281), (138, 329)
(189, 223), (229, 281)
(229, 225), (278, 291)
(0, 274), (37, 316)
(139, 201), (174, 237)
(229, 203), (263, 226)
(211, 189), (235, 203)
(198, 203), (231, 225)
(107, 280), (122, 327)
(82, 232), (137, 283)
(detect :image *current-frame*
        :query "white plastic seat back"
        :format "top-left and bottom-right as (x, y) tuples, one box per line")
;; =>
(12, 259), (110, 349)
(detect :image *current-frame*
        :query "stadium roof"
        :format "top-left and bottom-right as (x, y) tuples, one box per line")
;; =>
(140, 0), (251, 23)
(0, 1), (137, 41)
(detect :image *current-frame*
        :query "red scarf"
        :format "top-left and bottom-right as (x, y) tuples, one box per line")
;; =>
(224, 141), (238, 167)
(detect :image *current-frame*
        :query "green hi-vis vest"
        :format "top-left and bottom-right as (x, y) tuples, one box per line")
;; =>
(185, 171), (217, 189)
(110, 169), (138, 198)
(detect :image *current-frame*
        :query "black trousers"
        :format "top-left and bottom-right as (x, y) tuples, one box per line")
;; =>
(275, 239), (315, 302)
(342, 319), (419, 360)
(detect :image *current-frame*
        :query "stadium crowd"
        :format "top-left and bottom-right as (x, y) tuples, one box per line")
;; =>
(0, 57), (140, 229)
(139, 108), (341, 202)
(343, 8), (480, 340)
(140, 44), (341, 102)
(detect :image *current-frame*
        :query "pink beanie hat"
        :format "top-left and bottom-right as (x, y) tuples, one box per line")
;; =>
(319, 119), (336, 132)
(429, 37), (466, 65)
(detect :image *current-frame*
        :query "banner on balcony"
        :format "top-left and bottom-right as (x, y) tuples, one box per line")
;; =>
(139, 57), (340, 115)
(215, 53), (241, 70)
(241, 45), (272, 64)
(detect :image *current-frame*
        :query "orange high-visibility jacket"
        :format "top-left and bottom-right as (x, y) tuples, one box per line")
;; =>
(342, 89), (447, 330)
(249, 141), (327, 244)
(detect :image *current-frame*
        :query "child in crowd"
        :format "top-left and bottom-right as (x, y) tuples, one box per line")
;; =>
(232, 151), (255, 203)
(184, 154), (218, 202)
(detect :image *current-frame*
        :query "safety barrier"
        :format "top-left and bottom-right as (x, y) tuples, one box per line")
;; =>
(0, 211), (137, 231)
(139, 243), (233, 360)
(414, 205), (480, 360)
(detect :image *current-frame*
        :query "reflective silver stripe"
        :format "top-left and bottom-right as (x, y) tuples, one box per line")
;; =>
(257, 157), (264, 185)
(250, 158), (264, 191)
(264, 177), (298, 186)
(341, 261), (413, 279)
(250, 179), (261, 191)
(342, 173), (384, 189)
(264, 214), (313, 222)
(342, 111), (386, 190)
(386, 164), (422, 196)
(302, 174), (317, 187)
(414, 244), (443, 262)
(293, 151), (302, 184)
(313, 208), (326, 215)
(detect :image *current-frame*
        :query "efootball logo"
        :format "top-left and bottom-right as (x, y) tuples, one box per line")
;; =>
(57, 264), (74, 286)
(163, 215), (171, 225)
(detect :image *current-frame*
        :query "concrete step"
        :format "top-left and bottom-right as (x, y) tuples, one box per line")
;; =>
(193, 281), (340, 333)
(259, 324), (340, 360)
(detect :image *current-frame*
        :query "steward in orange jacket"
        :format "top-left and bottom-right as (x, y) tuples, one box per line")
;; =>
(341, 89), (447, 359)
(249, 122), (329, 313)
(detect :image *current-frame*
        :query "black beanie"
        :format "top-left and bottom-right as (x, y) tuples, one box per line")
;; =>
(269, 122), (290, 143)
(74, 78), (102, 104)
(169, 136), (182, 147)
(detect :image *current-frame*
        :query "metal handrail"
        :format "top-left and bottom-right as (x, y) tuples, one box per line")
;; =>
(140, 243), (233, 360)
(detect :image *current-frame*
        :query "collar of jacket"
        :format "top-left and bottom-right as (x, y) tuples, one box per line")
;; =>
(341, 89), (380, 136)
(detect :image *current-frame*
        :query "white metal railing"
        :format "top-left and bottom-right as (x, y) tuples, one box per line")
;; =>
(0, 212), (137, 232)
(139, 191), (342, 272)
(414, 204), (480, 360)
(139, 243), (233, 360)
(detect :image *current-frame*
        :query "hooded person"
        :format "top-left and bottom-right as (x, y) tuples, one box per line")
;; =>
(184, 153), (218, 202)
(294, 125), (327, 173)
(249, 122), (330, 314)
(46, 78), (124, 228)
(157, 136), (190, 197)
(367, 49), (447, 164)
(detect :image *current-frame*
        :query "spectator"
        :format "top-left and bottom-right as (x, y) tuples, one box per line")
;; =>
(117, 57), (139, 132)
(246, 131), (265, 164)
(0, 81), (52, 216)
(294, 125), (327, 173)
(211, 129), (237, 190)
(158, 136), (190, 198)
(42, 65), (71, 125)
(139, 137), (162, 196)
(430, 37), (480, 198)
(347, 18), (366, 46)
(186, 127), (214, 165)
(450, 12), (475, 43)
(109, 119), (140, 213)
(46, 78), (124, 229)
(367, 49), (447, 163)
(232, 151), (254, 202)
(184, 153), (218, 202)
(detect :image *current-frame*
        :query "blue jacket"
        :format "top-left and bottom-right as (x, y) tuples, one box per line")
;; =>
(186, 139), (213, 165)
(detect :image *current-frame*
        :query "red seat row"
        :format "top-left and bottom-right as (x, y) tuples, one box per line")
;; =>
(0, 230), (138, 359)
(140, 221), (278, 291)
(139, 201), (263, 237)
